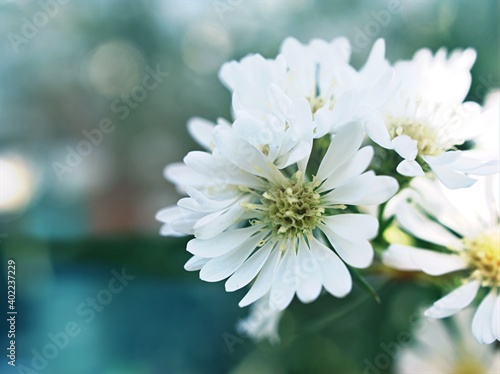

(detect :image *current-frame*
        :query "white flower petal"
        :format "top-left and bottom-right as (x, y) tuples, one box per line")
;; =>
(393, 135), (418, 160)
(323, 171), (375, 198)
(268, 83), (293, 121)
(424, 152), (486, 189)
(321, 225), (374, 268)
(359, 68), (396, 108)
(323, 172), (398, 206)
(193, 203), (246, 240)
(383, 245), (468, 275)
(187, 117), (215, 150)
(316, 122), (364, 182)
(295, 239), (323, 303)
(428, 163), (477, 189)
(396, 159), (425, 177)
(239, 245), (281, 307)
(156, 205), (198, 235)
(424, 306), (462, 319)
(199, 233), (264, 282)
(467, 159), (499, 175)
(181, 188), (242, 212)
(368, 176), (400, 205)
(424, 152), (461, 166)
(425, 281), (480, 318)
(218, 53), (287, 113)
(184, 256), (209, 271)
(350, 176), (399, 205)
(322, 214), (378, 241)
(184, 151), (266, 190)
(163, 163), (211, 190)
(213, 126), (283, 183)
(280, 37), (308, 67)
(396, 203), (463, 249)
(310, 237), (352, 298)
(407, 177), (478, 237)
(472, 290), (497, 344)
(187, 226), (260, 258)
(313, 107), (337, 138)
(269, 245), (297, 310)
(320, 146), (374, 190)
(159, 224), (186, 237)
(168, 211), (200, 234)
(276, 141), (312, 169)
(156, 206), (182, 223)
(364, 112), (392, 148)
(361, 38), (387, 74)
(225, 240), (273, 292)
(492, 293), (500, 341)
(444, 153), (490, 172)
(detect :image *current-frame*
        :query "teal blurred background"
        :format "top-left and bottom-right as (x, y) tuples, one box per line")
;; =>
(0, 0), (498, 373)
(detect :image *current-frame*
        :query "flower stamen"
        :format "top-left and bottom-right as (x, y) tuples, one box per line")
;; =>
(463, 230), (500, 288)
(387, 117), (442, 156)
(244, 172), (325, 239)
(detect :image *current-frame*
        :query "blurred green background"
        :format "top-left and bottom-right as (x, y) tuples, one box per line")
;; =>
(0, 0), (498, 373)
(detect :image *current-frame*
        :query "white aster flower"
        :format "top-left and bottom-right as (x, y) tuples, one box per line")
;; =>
(367, 46), (498, 188)
(158, 122), (398, 311)
(383, 176), (500, 344)
(396, 311), (500, 374)
(219, 37), (394, 138)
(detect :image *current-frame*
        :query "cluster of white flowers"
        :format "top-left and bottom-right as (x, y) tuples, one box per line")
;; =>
(157, 37), (499, 346)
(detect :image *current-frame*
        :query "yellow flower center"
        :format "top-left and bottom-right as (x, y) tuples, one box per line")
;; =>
(452, 357), (487, 374)
(387, 117), (442, 156)
(307, 95), (335, 115)
(263, 173), (324, 238)
(242, 172), (324, 240)
(463, 230), (500, 288)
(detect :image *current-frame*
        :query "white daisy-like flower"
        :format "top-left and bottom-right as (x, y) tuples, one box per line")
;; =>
(367, 46), (499, 188)
(158, 122), (398, 311)
(219, 37), (394, 138)
(382, 175), (500, 344)
(396, 311), (500, 374)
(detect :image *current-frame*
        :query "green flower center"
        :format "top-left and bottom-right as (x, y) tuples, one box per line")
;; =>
(243, 172), (324, 240)
(463, 230), (500, 288)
